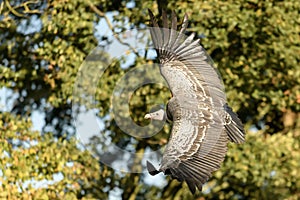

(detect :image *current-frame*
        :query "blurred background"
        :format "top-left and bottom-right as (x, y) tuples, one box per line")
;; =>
(0, 0), (299, 199)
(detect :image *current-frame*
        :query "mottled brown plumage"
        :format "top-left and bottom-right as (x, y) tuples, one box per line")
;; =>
(146, 10), (245, 194)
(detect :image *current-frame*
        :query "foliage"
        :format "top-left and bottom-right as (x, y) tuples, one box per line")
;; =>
(0, 112), (110, 199)
(0, 0), (98, 135)
(0, 0), (299, 199)
(207, 131), (300, 200)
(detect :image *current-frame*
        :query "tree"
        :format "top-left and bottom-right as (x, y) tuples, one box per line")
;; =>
(0, 0), (299, 199)
(0, 112), (110, 199)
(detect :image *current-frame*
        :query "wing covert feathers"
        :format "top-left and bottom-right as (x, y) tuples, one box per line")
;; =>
(148, 9), (226, 103)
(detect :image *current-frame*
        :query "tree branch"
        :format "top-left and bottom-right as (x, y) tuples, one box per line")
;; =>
(88, 1), (139, 56)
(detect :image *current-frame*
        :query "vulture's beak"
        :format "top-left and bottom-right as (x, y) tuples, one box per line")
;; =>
(144, 109), (165, 121)
(144, 113), (152, 119)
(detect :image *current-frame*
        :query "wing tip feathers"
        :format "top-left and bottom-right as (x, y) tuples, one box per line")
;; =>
(224, 104), (246, 144)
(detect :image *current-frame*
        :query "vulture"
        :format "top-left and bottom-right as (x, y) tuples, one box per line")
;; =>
(144, 9), (245, 194)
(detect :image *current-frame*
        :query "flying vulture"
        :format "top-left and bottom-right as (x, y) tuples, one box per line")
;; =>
(145, 9), (245, 194)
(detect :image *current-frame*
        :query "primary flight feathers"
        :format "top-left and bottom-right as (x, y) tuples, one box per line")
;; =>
(146, 9), (245, 194)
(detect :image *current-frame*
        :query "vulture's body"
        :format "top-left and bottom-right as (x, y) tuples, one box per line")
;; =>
(145, 10), (245, 194)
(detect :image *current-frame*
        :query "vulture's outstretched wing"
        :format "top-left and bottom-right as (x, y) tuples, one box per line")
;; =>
(147, 10), (245, 194)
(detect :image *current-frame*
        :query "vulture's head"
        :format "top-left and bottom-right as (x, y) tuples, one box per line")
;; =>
(144, 108), (165, 121)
